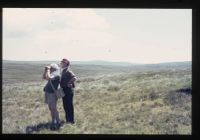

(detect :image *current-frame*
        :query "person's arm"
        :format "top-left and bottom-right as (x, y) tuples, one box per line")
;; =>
(67, 71), (77, 88)
(67, 77), (77, 88)
(68, 77), (77, 84)
(43, 66), (51, 80)
(45, 69), (51, 80)
(43, 66), (50, 80)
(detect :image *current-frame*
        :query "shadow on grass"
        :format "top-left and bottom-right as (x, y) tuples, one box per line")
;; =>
(176, 87), (192, 95)
(25, 120), (65, 134)
(164, 87), (192, 106)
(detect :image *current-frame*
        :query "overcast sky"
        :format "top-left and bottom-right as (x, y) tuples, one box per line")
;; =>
(3, 8), (191, 64)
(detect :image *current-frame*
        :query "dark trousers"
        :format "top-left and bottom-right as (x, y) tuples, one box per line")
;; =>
(62, 87), (74, 123)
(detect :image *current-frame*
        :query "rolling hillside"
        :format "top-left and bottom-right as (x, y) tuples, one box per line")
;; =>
(2, 61), (191, 134)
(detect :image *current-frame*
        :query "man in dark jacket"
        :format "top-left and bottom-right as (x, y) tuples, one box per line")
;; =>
(60, 58), (77, 124)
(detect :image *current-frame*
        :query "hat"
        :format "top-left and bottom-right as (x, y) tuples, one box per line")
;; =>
(61, 58), (70, 65)
(50, 63), (60, 70)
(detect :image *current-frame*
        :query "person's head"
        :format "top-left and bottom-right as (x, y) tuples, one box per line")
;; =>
(60, 58), (70, 68)
(50, 63), (60, 73)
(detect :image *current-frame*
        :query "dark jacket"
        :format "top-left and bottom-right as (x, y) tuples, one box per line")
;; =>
(60, 68), (76, 89)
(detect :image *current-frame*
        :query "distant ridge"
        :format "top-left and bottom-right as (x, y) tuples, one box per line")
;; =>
(71, 60), (140, 66)
(3, 59), (191, 66)
(143, 61), (191, 67)
(3, 60), (57, 64)
(2, 60), (139, 66)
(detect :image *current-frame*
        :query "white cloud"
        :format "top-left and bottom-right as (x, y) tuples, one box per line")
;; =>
(3, 8), (110, 33)
(3, 8), (113, 61)
(3, 8), (191, 63)
(65, 9), (110, 29)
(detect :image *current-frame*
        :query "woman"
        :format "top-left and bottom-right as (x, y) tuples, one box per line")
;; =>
(43, 63), (61, 130)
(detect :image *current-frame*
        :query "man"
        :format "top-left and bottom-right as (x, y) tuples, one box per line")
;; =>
(60, 58), (77, 124)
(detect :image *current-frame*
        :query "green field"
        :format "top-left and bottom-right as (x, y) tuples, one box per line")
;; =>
(2, 61), (192, 134)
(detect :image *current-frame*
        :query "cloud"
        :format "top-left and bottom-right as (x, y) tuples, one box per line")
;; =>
(65, 9), (110, 29)
(3, 8), (110, 33)
(3, 8), (114, 61)
(3, 8), (191, 63)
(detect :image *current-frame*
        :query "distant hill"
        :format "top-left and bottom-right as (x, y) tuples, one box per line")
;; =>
(3, 60), (191, 67)
(3, 60), (139, 66)
(143, 61), (191, 69)
(3, 60), (57, 64)
(71, 60), (139, 66)
(73, 60), (192, 67)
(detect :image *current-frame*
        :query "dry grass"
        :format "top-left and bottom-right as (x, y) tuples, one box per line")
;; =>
(2, 62), (191, 134)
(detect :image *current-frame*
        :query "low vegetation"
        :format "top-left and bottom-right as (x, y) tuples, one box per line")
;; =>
(2, 61), (191, 134)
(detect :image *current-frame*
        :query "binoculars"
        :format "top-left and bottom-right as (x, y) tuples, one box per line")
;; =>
(45, 66), (51, 70)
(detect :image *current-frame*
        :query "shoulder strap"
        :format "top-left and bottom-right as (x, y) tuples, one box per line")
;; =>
(49, 80), (56, 92)
(60, 68), (62, 82)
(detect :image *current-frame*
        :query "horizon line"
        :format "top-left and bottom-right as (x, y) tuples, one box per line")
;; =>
(3, 59), (191, 65)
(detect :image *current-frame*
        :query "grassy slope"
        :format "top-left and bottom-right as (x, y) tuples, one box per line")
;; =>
(2, 62), (191, 134)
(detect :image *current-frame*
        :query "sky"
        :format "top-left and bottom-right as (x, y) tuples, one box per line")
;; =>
(3, 8), (192, 64)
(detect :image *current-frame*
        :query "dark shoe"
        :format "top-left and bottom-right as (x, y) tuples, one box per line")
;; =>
(50, 123), (60, 131)
(59, 120), (65, 127)
(66, 121), (75, 125)
(55, 120), (64, 129)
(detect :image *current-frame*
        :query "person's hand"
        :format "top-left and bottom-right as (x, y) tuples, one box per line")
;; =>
(67, 84), (73, 88)
(45, 66), (50, 71)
